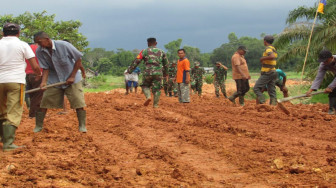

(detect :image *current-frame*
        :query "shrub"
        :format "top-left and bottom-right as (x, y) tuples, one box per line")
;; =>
(204, 74), (214, 84)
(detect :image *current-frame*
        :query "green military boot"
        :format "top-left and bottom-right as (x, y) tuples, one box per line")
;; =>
(228, 92), (239, 104)
(77, 110), (87, 133)
(3, 124), (23, 152)
(270, 98), (277, 106)
(0, 120), (4, 143)
(153, 91), (161, 108)
(34, 111), (46, 133)
(239, 96), (245, 106)
(142, 87), (152, 106)
(328, 97), (336, 115)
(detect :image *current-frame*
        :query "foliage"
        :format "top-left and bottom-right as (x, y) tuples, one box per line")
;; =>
(164, 39), (182, 63)
(0, 11), (88, 51)
(204, 74), (214, 84)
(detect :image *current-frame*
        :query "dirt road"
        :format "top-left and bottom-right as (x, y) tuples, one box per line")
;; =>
(1, 83), (336, 187)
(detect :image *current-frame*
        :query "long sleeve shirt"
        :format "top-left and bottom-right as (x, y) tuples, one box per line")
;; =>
(311, 55), (336, 90)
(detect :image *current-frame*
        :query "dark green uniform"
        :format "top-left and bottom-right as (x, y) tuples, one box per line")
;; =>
(191, 67), (205, 96)
(167, 64), (177, 96)
(214, 66), (227, 98)
(128, 47), (168, 107)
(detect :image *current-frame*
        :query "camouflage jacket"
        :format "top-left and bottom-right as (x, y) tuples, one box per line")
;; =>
(191, 67), (205, 81)
(214, 66), (227, 81)
(168, 65), (177, 78)
(128, 46), (168, 76)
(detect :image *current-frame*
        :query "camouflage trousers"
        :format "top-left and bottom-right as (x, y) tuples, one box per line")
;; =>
(177, 83), (190, 103)
(167, 78), (177, 94)
(141, 75), (162, 94)
(163, 79), (168, 95)
(214, 80), (226, 97)
(191, 80), (203, 95)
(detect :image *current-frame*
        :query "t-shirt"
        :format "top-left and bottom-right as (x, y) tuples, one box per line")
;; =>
(0, 36), (35, 84)
(276, 69), (286, 81)
(176, 58), (190, 83)
(25, 44), (42, 74)
(261, 45), (277, 72)
(231, 52), (250, 80)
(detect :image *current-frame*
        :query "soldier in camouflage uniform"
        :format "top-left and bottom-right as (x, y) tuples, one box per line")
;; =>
(167, 61), (178, 97)
(128, 38), (168, 108)
(191, 62), (205, 96)
(214, 61), (228, 98)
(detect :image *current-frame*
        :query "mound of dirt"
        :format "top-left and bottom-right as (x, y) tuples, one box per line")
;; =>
(1, 84), (336, 187)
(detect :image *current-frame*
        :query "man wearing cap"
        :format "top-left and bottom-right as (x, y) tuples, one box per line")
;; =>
(167, 61), (178, 97)
(128, 37), (168, 108)
(228, 46), (251, 106)
(306, 49), (336, 114)
(33, 31), (87, 133)
(253, 35), (278, 105)
(213, 61), (228, 98)
(0, 23), (41, 151)
(191, 61), (205, 96)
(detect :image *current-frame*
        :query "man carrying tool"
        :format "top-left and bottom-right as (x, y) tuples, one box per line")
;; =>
(127, 37), (169, 108)
(253, 35), (278, 105)
(0, 23), (41, 151)
(306, 49), (336, 114)
(213, 62), (228, 98)
(228, 46), (250, 106)
(191, 62), (205, 96)
(33, 31), (87, 133)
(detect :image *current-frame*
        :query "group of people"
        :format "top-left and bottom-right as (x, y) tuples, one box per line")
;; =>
(0, 23), (87, 151)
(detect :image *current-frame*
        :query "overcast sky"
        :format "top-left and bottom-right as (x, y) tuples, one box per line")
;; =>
(1, 0), (316, 52)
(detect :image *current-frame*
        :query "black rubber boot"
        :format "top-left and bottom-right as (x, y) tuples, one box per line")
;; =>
(34, 111), (46, 133)
(3, 124), (24, 152)
(328, 97), (336, 115)
(169, 92), (172, 97)
(239, 96), (245, 106)
(77, 110), (87, 132)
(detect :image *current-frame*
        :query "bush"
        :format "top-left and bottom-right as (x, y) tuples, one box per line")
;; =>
(90, 75), (107, 84)
(204, 74), (214, 84)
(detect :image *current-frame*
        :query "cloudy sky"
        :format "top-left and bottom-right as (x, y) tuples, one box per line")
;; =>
(1, 0), (316, 52)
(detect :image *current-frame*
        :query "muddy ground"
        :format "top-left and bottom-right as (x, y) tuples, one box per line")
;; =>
(1, 81), (336, 187)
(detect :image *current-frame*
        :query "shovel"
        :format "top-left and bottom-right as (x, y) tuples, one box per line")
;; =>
(25, 82), (67, 94)
(277, 91), (325, 115)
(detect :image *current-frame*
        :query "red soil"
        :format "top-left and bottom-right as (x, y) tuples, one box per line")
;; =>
(1, 82), (336, 187)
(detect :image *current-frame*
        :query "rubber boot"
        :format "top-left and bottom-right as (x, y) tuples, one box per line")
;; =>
(223, 93), (228, 98)
(3, 124), (23, 151)
(169, 92), (172, 97)
(228, 92), (238, 104)
(328, 97), (336, 115)
(143, 87), (152, 106)
(153, 91), (161, 108)
(34, 111), (46, 133)
(25, 97), (30, 110)
(270, 98), (277, 106)
(239, 96), (245, 106)
(77, 110), (87, 132)
(0, 120), (3, 143)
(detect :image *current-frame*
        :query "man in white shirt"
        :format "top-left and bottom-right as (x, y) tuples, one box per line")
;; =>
(0, 23), (41, 151)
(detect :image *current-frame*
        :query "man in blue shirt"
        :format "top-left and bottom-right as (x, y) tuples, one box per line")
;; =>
(260, 69), (288, 98)
(33, 31), (87, 133)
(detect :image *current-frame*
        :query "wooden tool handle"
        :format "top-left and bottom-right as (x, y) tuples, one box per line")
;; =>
(277, 91), (325, 103)
(25, 82), (67, 94)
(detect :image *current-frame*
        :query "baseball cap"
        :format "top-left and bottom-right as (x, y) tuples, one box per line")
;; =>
(318, 49), (333, 63)
(3, 23), (20, 31)
(238, 46), (248, 52)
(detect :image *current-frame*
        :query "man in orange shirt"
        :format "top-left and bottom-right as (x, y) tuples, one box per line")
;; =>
(175, 49), (191, 103)
(228, 46), (251, 106)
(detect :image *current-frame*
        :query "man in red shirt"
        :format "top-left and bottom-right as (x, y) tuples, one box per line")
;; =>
(25, 43), (43, 118)
(175, 49), (191, 103)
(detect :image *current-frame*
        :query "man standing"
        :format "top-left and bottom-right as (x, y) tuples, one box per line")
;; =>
(25, 43), (44, 118)
(127, 67), (140, 94)
(167, 61), (178, 97)
(228, 46), (251, 106)
(0, 23), (41, 151)
(33, 31), (87, 133)
(191, 62), (205, 96)
(253, 35), (278, 105)
(127, 38), (168, 108)
(306, 50), (336, 114)
(214, 62), (228, 98)
(176, 49), (191, 103)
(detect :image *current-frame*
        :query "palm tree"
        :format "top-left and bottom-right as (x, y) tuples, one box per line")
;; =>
(274, 0), (336, 81)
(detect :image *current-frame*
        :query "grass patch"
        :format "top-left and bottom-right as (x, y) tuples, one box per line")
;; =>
(84, 75), (125, 92)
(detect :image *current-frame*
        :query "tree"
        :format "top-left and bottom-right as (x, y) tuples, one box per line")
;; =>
(164, 39), (182, 62)
(0, 11), (88, 50)
(183, 46), (202, 66)
(274, 0), (336, 81)
(82, 48), (114, 68)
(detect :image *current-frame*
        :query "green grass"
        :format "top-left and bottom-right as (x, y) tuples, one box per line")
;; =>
(84, 75), (125, 92)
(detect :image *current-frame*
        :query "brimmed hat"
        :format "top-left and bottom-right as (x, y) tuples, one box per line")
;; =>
(3, 23), (20, 31)
(237, 45), (248, 52)
(318, 49), (333, 63)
